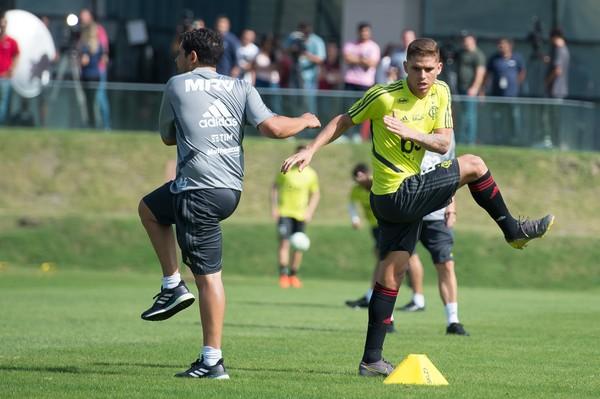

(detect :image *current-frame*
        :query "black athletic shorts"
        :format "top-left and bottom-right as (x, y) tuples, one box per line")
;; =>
(142, 182), (175, 225)
(174, 188), (241, 275)
(370, 159), (460, 258)
(277, 217), (306, 239)
(142, 182), (241, 275)
(420, 219), (454, 264)
(371, 226), (381, 250)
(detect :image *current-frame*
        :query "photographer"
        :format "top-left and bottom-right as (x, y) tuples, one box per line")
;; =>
(284, 22), (325, 114)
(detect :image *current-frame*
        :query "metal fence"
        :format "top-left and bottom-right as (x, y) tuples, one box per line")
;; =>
(9, 80), (598, 151)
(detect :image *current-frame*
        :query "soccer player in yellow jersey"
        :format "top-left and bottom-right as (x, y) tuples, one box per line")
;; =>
(282, 38), (554, 377)
(272, 146), (320, 288)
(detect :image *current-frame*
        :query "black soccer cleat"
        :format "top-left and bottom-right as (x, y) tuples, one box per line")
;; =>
(175, 357), (230, 379)
(345, 295), (369, 309)
(446, 322), (469, 336)
(358, 358), (395, 377)
(398, 300), (425, 312)
(506, 214), (555, 249)
(141, 280), (195, 321)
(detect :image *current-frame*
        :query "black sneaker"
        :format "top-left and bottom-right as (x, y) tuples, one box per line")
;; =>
(398, 300), (425, 312)
(446, 322), (469, 336)
(345, 295), (369, 309)
(175, 357), (230, 379)
(358, 358), (394, 377)
(506, 214), (555, 249)
(141, 280), (195, 321)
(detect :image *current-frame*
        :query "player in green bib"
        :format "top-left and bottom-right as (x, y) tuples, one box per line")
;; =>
(282, 38), (554, 377)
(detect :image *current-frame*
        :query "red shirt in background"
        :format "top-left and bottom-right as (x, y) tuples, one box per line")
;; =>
(0, 35), (19, 78)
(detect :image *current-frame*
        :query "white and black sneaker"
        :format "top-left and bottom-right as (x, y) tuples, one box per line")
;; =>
(141, 281), (195, 321)
(175, 357), (230, 379)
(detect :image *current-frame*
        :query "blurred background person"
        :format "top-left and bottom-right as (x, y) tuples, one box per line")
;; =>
(284, 22), (325, 115)
(215, 15), (240, 77)
(389, 29), (416, 79)
(545, 28), (569, 99)
(78, 17), (103, 129)
(343, 22), (380, 91)
(254, 34), (282, 114)
(237, 29), (259, 84)
(80, 8), (110, 130)
(0, 11), (19, 125)
(485, 38), (526, 97)
(318, 41), (342, 90)
(271, 146), (320, 289)
(455, 33), (485, 145)
(375, 44), (401, 84)
(485, 38), (526, 144)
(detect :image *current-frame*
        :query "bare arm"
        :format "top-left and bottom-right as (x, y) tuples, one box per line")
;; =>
(258, 113), (321, 139)
(304, 190), (320, 222)
(468, 66), (486, 96)
(270, 184), (279, 220)
(444, 196), (457, 228)
(281, 113), (355, 172)
(383, 114), (452, 154)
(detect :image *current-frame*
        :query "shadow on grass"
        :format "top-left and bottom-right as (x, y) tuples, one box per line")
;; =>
(0, 365), (121, 375)
(225, 321), (362, 333)
(230, 300), (348, 310)
(91, 362), (350, 377)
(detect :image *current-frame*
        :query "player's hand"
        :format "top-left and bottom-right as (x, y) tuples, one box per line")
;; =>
(281, 147), (314, 173)
(301, 113), (321, 129)
(272, 209), (279, 221)
(383, 113), (409, 139)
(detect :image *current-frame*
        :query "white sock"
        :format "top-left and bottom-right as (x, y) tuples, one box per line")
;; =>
(202, 346), (222, 366)
(445, 302), (459, 325)
(162, 272), (181, 290)
(413, 293), (425, 308)
(365, 288), (373, 302)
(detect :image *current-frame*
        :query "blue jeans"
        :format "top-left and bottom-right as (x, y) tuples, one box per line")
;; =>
(96, 72), (111, 130)
(459, 95), (478, 145)
(0, 78), (12, 124)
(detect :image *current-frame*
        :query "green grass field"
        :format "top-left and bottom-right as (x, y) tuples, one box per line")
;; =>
(1, 267), (599, 398)
(1, 130), (599, 397)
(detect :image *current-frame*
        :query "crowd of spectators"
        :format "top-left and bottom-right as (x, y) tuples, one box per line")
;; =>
(184, 18), (569, 108)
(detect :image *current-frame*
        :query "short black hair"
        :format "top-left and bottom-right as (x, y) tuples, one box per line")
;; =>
(550, 27), (564, 39)
(180, 28), (223, 67)
(358, 22), (371, 31)
(352, 163), (369, 177)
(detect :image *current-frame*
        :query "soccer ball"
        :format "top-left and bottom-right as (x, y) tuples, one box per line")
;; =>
(289, 232), (310, 251)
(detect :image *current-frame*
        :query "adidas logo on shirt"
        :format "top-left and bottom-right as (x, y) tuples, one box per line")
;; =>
(199, 99), (239, 128)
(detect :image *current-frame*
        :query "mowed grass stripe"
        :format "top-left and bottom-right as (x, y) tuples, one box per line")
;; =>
(0, 269), (598, 399)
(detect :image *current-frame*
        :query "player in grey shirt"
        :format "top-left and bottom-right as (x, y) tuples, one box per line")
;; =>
(138, 28), (320, 379)
(398, 136), (469, 335)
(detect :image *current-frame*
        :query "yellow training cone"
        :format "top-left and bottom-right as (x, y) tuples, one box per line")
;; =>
(384, 354), (449, 385)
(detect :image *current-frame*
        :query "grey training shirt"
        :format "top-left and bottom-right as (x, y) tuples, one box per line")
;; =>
(159, 67), (275, 193)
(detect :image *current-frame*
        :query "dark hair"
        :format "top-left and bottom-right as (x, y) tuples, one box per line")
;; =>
(407, 38), (440, 61)
(352, 163), (369, 177)
(180, 28), (223, 67)
(358, 22), (371, 31)
(550, 27), (564, 39)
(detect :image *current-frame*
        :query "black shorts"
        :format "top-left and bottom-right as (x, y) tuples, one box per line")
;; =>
(142, 182), (175, 225)
(371, 226), (381, 250)
(277, 217), (306, 239)
(370, 159), (460, 258)
(174, 188), (241, 275)
(420, 219), (454, 264)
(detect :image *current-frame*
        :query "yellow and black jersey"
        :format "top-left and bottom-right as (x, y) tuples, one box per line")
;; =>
(348, 79), (453, 195)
